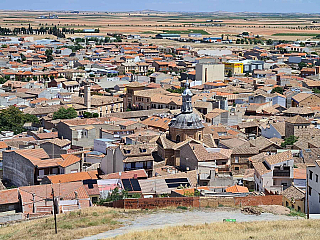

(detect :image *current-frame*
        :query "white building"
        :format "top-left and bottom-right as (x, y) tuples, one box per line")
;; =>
(93, 138), (115, 154)
(253, 151), (294, 194)
(306, 160), (320, 214)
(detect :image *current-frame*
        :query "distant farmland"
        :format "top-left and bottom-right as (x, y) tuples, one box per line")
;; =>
(272, 33), (320, 37)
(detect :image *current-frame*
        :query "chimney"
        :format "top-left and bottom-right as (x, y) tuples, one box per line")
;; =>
(84, 82), (91, 111)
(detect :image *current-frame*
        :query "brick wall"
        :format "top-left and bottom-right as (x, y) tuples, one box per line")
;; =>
(110, 195), (282, 209)
(234, 195), (282, 206)
(113, 197), (199, 209)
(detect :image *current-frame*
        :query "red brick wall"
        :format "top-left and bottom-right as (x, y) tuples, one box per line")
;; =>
(113, 197), (199, 209)
(110, 195), (282, 209)
(234, 195), (282, 206)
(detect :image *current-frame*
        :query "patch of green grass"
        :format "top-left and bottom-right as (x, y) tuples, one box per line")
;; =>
(288, 208), (306, 218)
(141, 31), (156, 34)
(218, 204), (224, 207)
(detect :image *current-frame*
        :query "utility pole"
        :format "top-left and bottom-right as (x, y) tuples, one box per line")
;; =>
(52, 188), (58, 234)
(307, 169), (310, 219)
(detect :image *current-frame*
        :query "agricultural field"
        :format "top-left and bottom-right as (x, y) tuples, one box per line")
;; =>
(0, 10), (320, 41)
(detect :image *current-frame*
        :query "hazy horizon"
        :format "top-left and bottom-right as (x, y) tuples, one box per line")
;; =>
(1, 0), (320, 14)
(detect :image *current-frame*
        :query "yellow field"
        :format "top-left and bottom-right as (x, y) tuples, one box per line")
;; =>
(112, 219), (320, 240)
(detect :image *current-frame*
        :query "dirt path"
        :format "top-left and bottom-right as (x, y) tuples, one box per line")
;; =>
(80, 208), (300, 240)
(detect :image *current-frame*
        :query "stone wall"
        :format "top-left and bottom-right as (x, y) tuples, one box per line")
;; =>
(3, 152), (35, 187)
(0, 212), (23, 224)
(200, 197), (235, 208)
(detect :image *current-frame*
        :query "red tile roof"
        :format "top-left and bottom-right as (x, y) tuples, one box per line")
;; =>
(0, 188), (19, 205)
(47, 170), (98, 184)
(226, 185), (249, 193)
(59, 154), (81, 168)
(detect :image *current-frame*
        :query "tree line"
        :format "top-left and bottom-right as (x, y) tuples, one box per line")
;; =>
(0, 24), (99, 38)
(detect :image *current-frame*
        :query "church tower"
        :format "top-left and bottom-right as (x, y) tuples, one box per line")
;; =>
(169, 81), (204, 143)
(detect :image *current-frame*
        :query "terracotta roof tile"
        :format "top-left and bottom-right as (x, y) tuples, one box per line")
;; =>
(0, 188), (19, 205)
(47, 171), (98, 184)
(60, 154), (81, 167)
(226, 185), (249, 193)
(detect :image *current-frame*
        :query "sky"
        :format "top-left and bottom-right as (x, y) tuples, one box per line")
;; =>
(1, 0), (320, 13)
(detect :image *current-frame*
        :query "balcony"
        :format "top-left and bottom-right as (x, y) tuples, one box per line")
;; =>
(273, 170), (290, 177)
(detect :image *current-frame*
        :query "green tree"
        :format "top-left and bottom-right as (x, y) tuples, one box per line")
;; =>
(281, 136), (299, 147)
(92, 113), (99, 118)
(166, 87), (185, 94)
(313, 88), (320, 93)
(0, 77), (7, 84)
(266, 39), (273, 45)
(227, 70), (233, 77)
(83, 111), (93, 118)
(0, 106), (39, 134)
(298, 62), (307, 70)
(45, 49), (53, 62)
(53, 107), (77, 120)
(271, 87), (284, 95)
(97, 187), (128, 205)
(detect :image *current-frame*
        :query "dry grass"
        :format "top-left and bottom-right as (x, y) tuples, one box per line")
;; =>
(0, 207), (129, 240)
(112, 219), (320, 240)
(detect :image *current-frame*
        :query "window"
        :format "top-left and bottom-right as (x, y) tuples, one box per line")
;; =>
(39, 169), (45, 176)
(310, 170), (313, 180)
(309, 186), (312, 196)
(298, 206), (301, 212)
(235, 157), (239, 163)
(316, 174), (319, 183)
(235, 167), (240, 171)
(319, 193), (320, 203)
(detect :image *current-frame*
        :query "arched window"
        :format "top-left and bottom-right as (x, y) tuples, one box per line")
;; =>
(176, 135), (180, 143)
(199, 134), (201, 140)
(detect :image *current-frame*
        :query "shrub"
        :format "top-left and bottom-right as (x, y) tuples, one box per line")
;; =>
(177, 206), (188, 210)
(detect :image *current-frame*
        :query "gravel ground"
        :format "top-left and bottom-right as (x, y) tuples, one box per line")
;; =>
(258, 205), (291, 215)
(80, 208), (300, 240)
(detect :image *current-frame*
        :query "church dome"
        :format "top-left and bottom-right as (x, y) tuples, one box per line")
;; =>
(169, 112), (204, 130)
